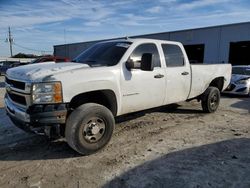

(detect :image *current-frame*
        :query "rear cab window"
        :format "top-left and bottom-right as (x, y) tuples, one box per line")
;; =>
(161, 44), (185, 67)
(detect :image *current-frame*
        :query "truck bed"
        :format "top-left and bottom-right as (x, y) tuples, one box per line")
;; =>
(188, 64), (231, 99)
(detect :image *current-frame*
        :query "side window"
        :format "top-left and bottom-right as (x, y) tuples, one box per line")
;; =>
(129, 43), (161, 67)
(162, 44), (184, 67)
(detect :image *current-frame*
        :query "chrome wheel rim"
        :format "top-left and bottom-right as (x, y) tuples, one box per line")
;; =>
(82, 117), (106, 143)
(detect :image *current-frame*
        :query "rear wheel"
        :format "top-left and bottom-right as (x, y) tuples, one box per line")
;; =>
(65, 103), (115, 155)
(201, 87), (220, 113)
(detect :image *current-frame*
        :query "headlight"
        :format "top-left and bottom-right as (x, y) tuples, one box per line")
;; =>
(235, 79), (250, 84)
(32, 82), (63, 104)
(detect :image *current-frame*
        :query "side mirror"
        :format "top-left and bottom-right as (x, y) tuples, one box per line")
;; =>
(126, 59), (141, 70)
(125, 59), (135, 70)
(141, 53), (153, 71)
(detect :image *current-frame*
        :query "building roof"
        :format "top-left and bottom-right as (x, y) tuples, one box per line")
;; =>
(54, 21), (250, 47)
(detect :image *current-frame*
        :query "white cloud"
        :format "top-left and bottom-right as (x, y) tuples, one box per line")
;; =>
(0, 0), (249, 56)
(84, 21), (101, 27)
(159, 0), (177, 2)
(103, 13), (157, 27)
(146, 6), (162, 13)
(176, 0), (233, 11)
(0, 0), (114, 29)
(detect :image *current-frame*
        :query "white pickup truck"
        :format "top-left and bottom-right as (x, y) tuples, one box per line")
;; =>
(5, 38), (231, 155)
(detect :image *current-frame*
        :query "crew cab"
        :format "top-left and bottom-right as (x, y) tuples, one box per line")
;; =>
(4, 38), (231, 155)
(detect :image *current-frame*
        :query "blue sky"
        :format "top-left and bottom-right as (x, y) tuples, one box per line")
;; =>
(0, 0), (250, 57)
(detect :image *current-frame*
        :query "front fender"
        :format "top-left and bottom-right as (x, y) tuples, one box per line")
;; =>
(51, 67), (122, 115)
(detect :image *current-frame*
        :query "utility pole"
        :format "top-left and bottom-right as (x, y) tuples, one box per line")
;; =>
(64, 29), (67, 57)
(64, 29), (66, 44)
(7, 26), (13, 57)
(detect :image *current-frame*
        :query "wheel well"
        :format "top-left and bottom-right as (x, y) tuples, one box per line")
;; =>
(69, 90), (117, 116)
(209, 77), (224, 91)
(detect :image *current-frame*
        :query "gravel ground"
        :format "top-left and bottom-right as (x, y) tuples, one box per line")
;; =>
(0, 75), (249, 188)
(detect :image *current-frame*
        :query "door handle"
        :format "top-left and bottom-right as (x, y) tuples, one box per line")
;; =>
(181, 71), (189, 75)
(154, 74), (164, 78)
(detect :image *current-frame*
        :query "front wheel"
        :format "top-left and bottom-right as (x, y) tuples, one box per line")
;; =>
(201, 87), (220, 113)
(65, 103), (115, 155)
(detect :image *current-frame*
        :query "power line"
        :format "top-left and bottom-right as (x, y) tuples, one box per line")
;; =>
(2, 27), (53, 55)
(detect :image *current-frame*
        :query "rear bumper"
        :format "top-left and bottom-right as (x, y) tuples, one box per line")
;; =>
(4, 96), (68, 133)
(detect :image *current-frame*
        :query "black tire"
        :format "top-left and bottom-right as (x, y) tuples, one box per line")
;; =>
(65, 103), (115, 155)
(201, 87), (220, 113)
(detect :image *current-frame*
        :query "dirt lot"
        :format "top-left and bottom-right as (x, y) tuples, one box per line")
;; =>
(0, 76), (250, 188)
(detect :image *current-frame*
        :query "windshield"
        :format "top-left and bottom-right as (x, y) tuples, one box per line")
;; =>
(73, 41), (131, 67)
(232, 67), (250, 75)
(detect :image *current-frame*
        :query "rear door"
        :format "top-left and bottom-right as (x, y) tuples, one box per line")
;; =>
(161, 43), (191, 104)
(121, 43), (166, 114)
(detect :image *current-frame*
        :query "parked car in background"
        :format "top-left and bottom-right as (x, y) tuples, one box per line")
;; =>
(224, 65), (250, 96)
(0, 61), (21, 76)
(0, 62), (3, 76)
(30, 56), (70, 64)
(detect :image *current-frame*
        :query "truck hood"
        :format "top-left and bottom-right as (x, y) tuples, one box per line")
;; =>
(6, 62), (89, 81)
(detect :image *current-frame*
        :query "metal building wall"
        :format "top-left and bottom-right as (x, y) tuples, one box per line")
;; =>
(219, 23), (250, 63)
(54, 22), (250, 63)
(54, 41), (97, 60)
(169, 28), (221, 64)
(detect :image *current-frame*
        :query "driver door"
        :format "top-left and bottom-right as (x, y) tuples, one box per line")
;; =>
(120, 43), (166, 114)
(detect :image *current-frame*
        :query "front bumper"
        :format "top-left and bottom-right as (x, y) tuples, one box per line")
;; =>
(223, 83), (250, 96)
(5, 96), (68, 133)
(5, 96), (30, 123)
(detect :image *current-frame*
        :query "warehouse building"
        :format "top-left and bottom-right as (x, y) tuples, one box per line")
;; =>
(54, 22), (250, 65)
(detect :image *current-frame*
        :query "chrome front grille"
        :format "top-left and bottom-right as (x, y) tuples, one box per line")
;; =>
(5, 76), (31, 108)
(7, 92), (27, 106)
(5, 77), (25, 90)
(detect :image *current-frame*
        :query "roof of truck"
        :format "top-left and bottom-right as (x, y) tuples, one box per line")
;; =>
(98, 38), (182, 45)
